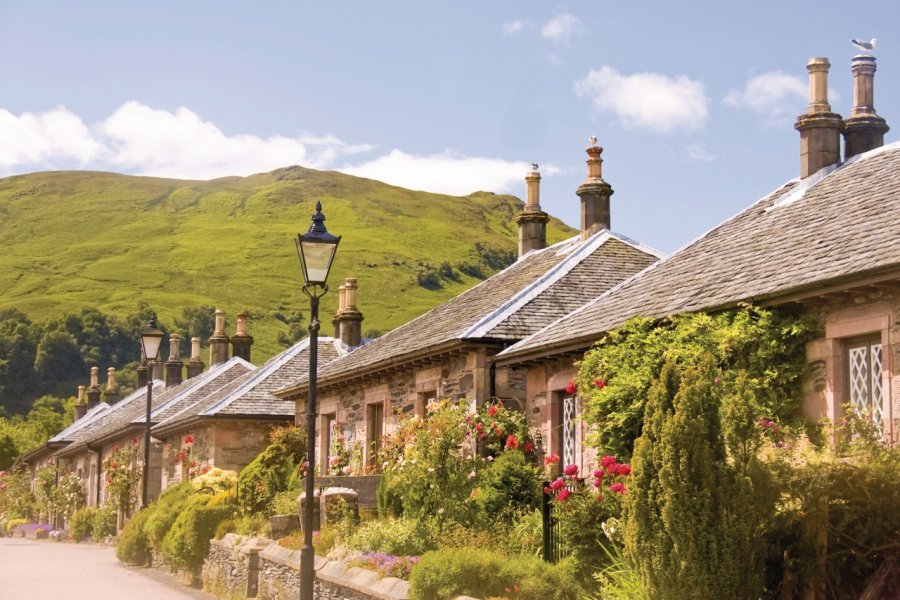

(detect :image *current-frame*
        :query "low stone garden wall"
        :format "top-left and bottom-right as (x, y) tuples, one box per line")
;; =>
(314, 476), (381, 512)
(203, 534), (409, 600)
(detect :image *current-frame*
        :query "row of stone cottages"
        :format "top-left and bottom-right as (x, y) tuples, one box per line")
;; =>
(21, 54), (899, 519)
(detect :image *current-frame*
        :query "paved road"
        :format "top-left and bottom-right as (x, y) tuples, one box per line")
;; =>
(0, 537), (214, 600)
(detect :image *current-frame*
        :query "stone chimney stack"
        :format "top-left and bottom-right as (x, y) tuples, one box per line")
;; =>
(576, 137), (613, 240)
(137, 355), (149, 388)
(86, 366), (102, 409)
(103, 367), (121, 404)
(74, 385), (87, 420)
(208, 309), (230, 366)
(515, 164), (550, 257)
(843, 55), (889, 158)
(187, 337), (205, 379)
(795, 57), (844, 178)
(332, 277), (364, 347)
(165, 334), (184, 388)
(230, 312), (254, 362)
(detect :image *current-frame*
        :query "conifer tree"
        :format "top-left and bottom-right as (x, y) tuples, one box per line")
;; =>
(625, 354), (764, 599)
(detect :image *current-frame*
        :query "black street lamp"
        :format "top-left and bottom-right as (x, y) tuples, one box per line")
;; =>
(295, 201), (340, 600)
(139, 315), (164, 509)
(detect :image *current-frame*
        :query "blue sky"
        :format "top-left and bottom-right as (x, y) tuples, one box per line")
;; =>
(1, 1), (897, 252)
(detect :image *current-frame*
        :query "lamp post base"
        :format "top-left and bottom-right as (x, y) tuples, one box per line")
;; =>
(300, 544), (315, 600)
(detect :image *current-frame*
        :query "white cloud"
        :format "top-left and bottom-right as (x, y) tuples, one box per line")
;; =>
(0, 102), (540, 196)
(340, 150), (552, 196)
(684, 144), (715, 162)
(541, 14), (583, 43)
(0, 106), (102, 168)
(502, 20), (529, 35)
(574, 66), (709, 133)
(724, 71), (807, 125)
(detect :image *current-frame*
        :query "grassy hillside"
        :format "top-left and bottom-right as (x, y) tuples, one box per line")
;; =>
(0, 167), (574, 362)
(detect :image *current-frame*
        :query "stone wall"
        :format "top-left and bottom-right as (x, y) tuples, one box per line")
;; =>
(203, 534), (409, 600)
(315, 476), (381, 511)
(306, 348), (493, 469)
(800, 288), (900, 444)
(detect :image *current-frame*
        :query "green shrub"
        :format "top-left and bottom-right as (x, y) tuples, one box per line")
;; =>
(233, 513), (271, 537)
(161, 494), (231, 572)
(92, 504), (117, 541)
(314, 527), (338, 556)
(145, 482), (193, 548)
(271, 490), (298, 516)
(474, 450), (540, 524)
(346, 518), (436, 556)
(116, 506), (155, 566)
(505, 509), (544, 557)
(214, 519), (236, 540)
(624, 356), (769, 600)
(376, 474), (403, 517)
(236, 425), (306, 515)
(577, 309), (819, 458)
(69, 507), (97, 542)
(6, 517), (27, 535)
(190, 468), (237, 494)
(409, 547), (580, 600)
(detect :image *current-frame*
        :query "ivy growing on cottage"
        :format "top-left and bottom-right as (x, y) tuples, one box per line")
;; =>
(576, 306), (820, 458)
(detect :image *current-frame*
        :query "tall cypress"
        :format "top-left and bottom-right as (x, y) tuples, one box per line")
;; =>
(625, 354), (763, 599)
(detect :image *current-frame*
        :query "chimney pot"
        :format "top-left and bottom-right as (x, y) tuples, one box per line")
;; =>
(516, 164), (550, 257)
(86, 367), (101, 409)
(103, 367), (121, 404)
(576, 137), (613, 239)
(208, 308), (230, 366)
(332, 277), (364, 347)
(230, 312), (254, 362)
(165, 334), (184, 388)
(843, 55), (889, 158)
(187, 337), (205, 379)
(795, 57), (843, 178)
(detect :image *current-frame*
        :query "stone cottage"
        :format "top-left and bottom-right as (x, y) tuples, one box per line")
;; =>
(275, 144), (662, 472)
(495, 54), (900, 468)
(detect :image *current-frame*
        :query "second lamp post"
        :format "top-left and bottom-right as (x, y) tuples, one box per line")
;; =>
(295, 201), (340, 600)
(139, 315), (164, 509)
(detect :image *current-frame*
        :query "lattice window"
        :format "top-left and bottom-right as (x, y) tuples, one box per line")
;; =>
(847, 337), (884, 436)
(562, 396), (577, 468)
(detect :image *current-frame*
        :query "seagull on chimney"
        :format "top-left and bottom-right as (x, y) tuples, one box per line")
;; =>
(851, 38), (877, 53)
(531, 162), (539, 171)
(589, 135), (598, 146)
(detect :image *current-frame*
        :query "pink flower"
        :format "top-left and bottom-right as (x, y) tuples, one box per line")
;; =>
(610, 482), (626, 494)
(564, 464), (578, 476)
(505, 434), (520, 450)
(593, 469), (605, 479)
(183, 434), (194, 445)
(596, 493), (603, 502)
(543, 486), (552, 494)
(544, 453), (560, 466)
(113, 444), (120, 452)
(130, 438), (138, 445)
(594, 378), (607, 389)
(550, 477), (566, 490)
(617, 464), (632, 476)
(565, 380), (576, 395)
(592, 478), (602, 488)
(600, 455), (617, 468)
(607, 463), (620, 475)
(487, 405), (498, 417)
(475, 422), (483, 432)
(556, 488), (571, 501)
(523, 442), (534, 453)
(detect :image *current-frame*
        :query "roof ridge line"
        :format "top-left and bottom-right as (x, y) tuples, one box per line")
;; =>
(498, 176), (802, 358)
(151, 358), (254, 427)
(49, 402), (110, 441)
(463, 231), (617, 339)
(199, 338), (315, 416)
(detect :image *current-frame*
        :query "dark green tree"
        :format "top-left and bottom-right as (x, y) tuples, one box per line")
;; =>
(0, 433), (17, 470)
(174, 306), (216, 342)
(625, 355), (768, 599)
(34, 330), (84, 381)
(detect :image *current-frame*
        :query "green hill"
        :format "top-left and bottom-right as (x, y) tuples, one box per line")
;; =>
(0, 167), (575, 362)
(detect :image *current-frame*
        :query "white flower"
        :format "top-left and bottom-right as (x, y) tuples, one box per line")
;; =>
(467, 471), (476, 480)
(427, 467), (435, 473)
(437, 508), (445, 514)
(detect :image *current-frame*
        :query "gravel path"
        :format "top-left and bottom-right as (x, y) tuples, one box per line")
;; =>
(0, 537), (214, 600)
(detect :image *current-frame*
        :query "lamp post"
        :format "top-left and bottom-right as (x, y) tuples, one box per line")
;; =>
(139, 315), (164, 508)
(295, 201), (340, 600)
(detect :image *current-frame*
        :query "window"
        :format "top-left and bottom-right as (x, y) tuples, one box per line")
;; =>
(366, 403), (385, 466)
(845, 335), (884, 436)
(416, 390), (437, 418)
(558, 394), (577, 469)
(323, 413), (336, 472)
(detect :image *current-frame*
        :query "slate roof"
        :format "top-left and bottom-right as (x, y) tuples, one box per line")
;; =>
(57, 359), (252, 456)
(47, 402), (111, 444)
(153, 337), (343, 433)
(55, 381), (165, 457)
(278, 230), (660, 393)
(498, 142), (900, 362)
